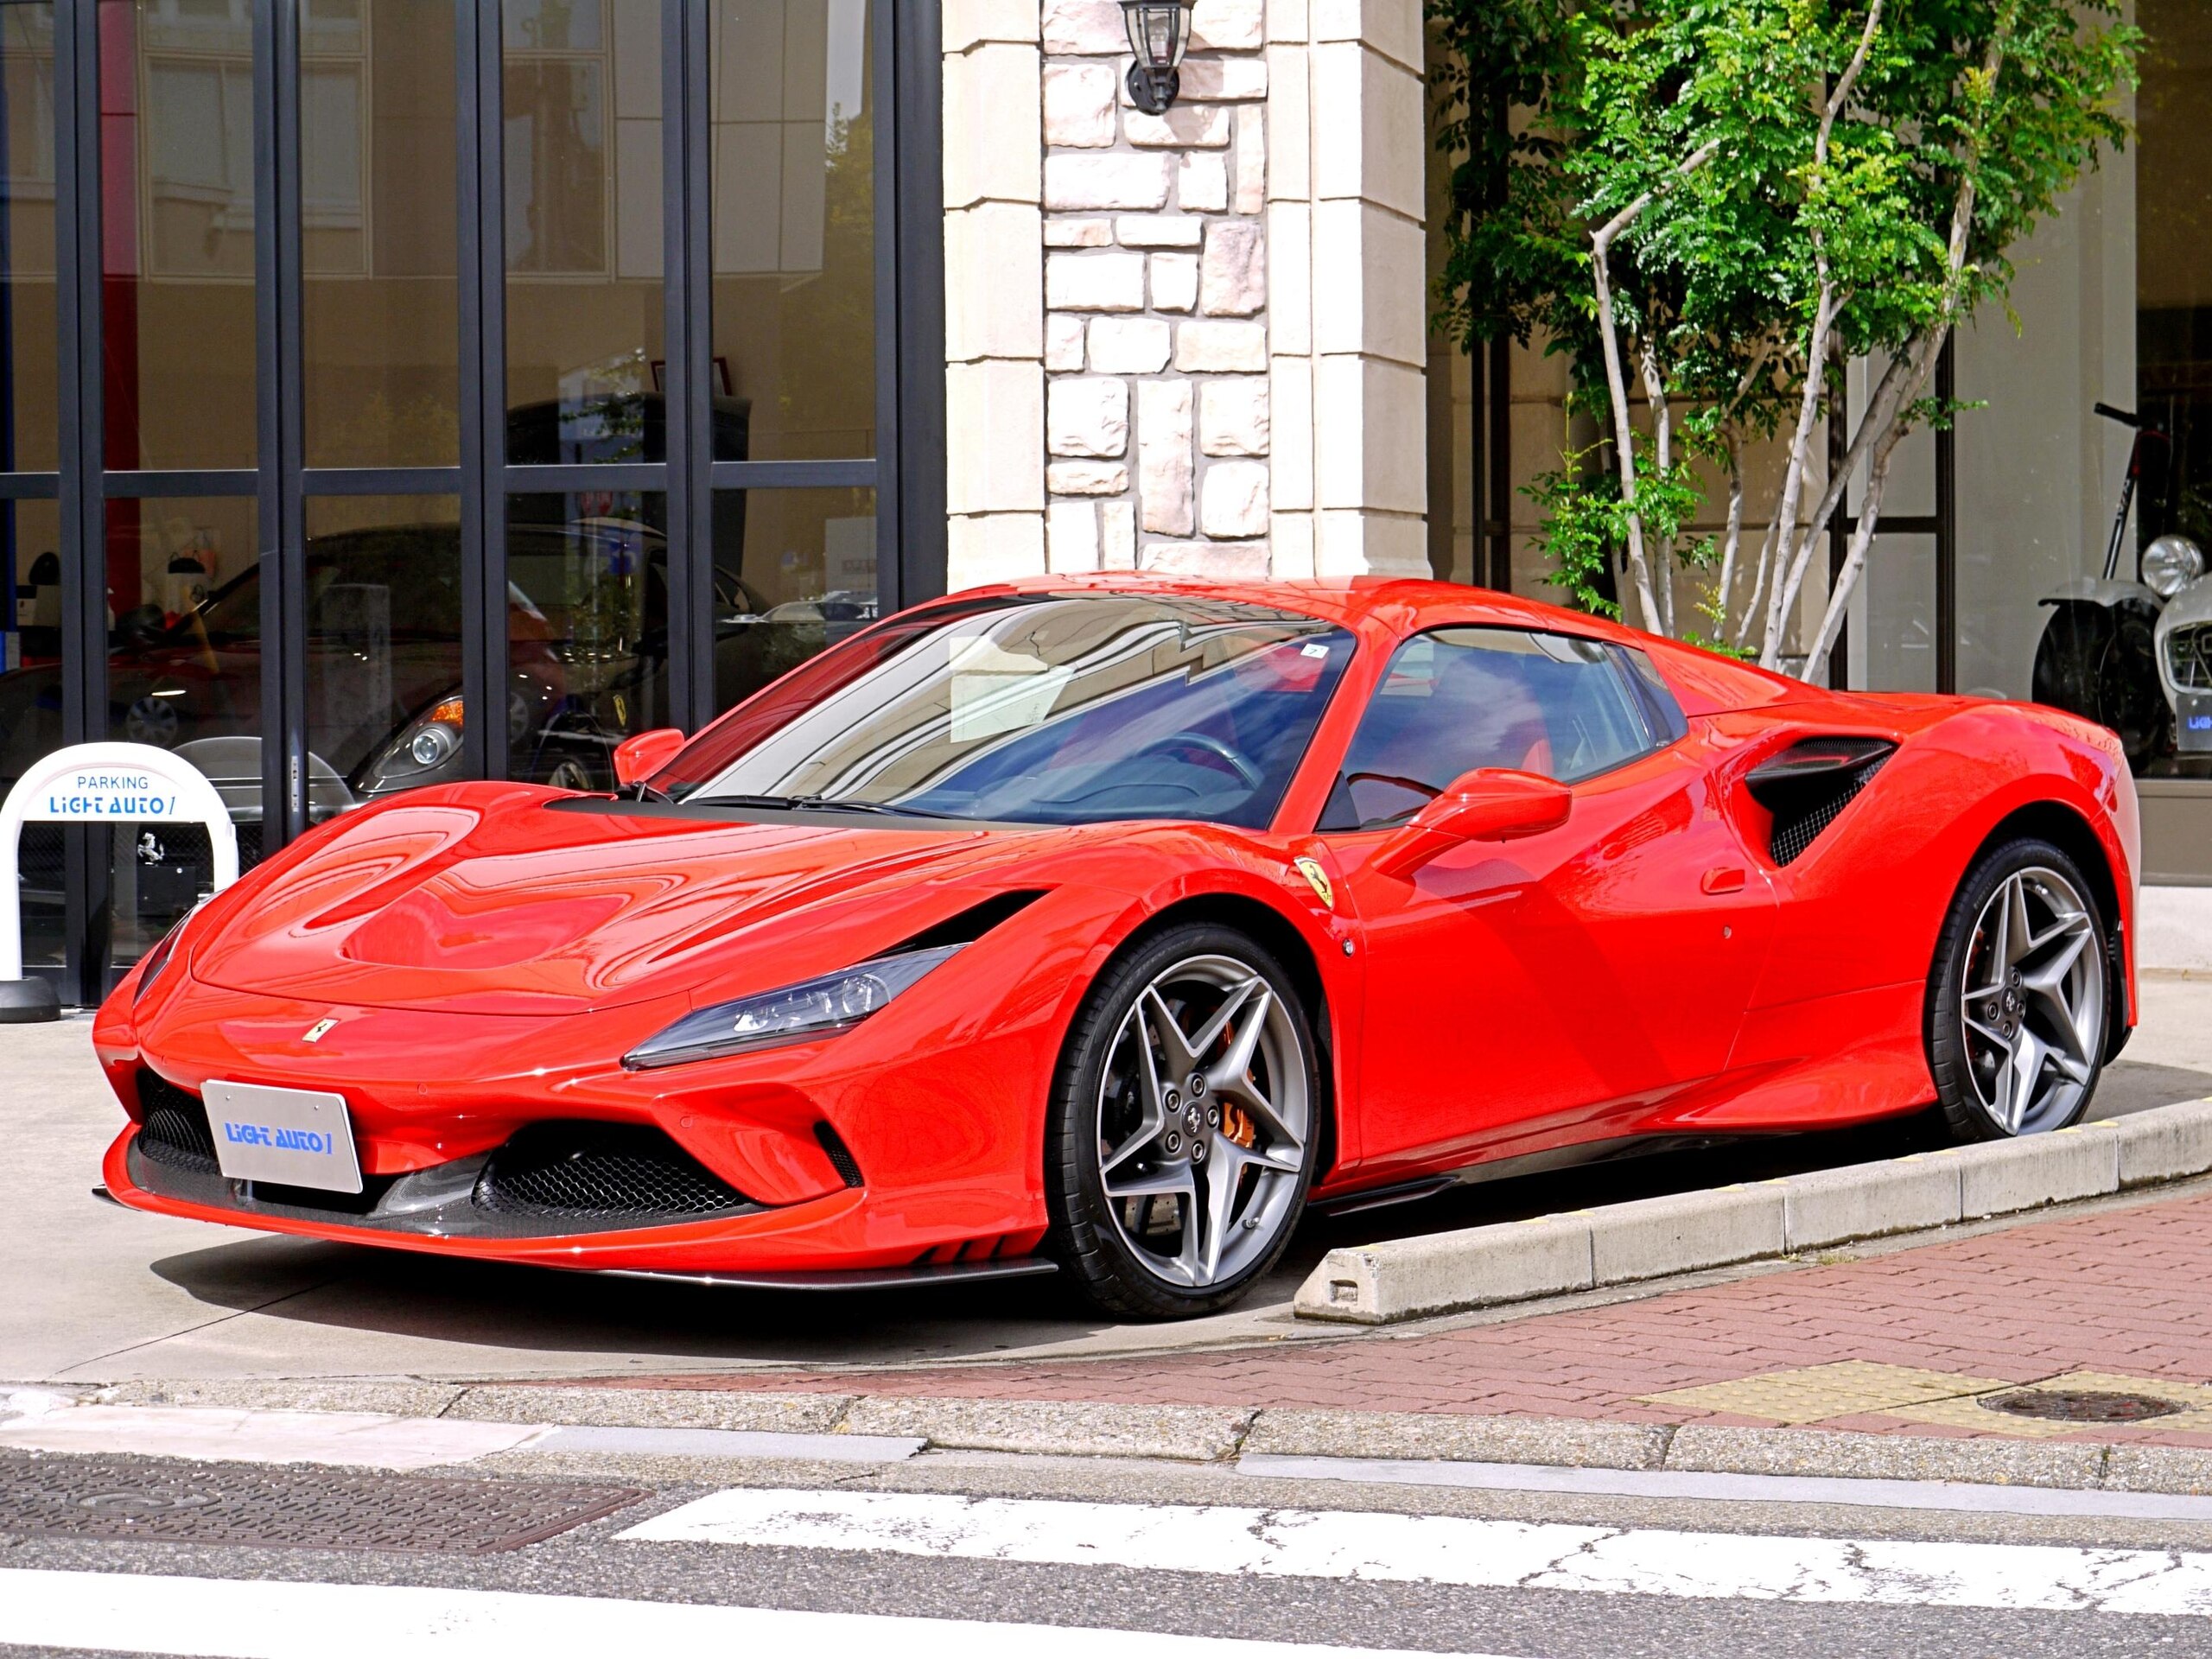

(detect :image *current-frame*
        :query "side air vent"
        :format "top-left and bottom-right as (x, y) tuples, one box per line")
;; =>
(473, 1122), (757, 1221)
(134, 1071), (219, 1175)
(814, 1121), (865, 1187)
(889, 889), (1049, 955)
(1745, 737), (1897, 867)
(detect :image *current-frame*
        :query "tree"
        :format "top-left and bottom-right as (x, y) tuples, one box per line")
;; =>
(1431, 0), (2138, 678)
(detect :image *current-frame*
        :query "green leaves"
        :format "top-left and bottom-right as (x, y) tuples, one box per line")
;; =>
(1430, 0), (2136, 651)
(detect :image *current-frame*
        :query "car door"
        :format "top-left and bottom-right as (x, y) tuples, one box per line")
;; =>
(1317, 626), (1778, 1179)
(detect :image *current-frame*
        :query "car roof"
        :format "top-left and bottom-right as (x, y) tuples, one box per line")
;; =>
(988, 572), (1641, 640)
(977, 573), (1815, 714)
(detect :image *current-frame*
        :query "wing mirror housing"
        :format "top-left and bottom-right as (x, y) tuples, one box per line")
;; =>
(613, 727), (686, 787)
(1371, 767), (1572, 880)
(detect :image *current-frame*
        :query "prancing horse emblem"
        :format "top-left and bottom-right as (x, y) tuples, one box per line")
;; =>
(1294, 857), (1333, 909)
(302, 1018), (338, 1045)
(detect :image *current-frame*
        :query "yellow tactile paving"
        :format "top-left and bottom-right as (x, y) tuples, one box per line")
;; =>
(2030, 1371), (2212, 1409)
(1637, 1361), (2010, 1426)
(1885, 1395), (2099, 1438)
(1885, 1380), (2212, 1442)
(1886, 1370), (2212, 1438)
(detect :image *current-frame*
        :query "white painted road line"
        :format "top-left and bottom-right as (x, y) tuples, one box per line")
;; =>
(0, 1405), (549, 1470)
(1236, 1452), (2212, 1522)
(0, 1568), (1484, 1659)
(621, 1486), (2212, 1616)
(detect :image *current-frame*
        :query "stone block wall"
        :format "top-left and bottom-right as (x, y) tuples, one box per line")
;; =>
(943, 0), (1428, 589)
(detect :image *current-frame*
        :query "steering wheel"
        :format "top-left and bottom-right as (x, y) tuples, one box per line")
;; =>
(1136, 729), (1265, 791)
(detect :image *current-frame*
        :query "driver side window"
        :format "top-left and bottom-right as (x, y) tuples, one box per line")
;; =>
(1318, 627), (1682, 830)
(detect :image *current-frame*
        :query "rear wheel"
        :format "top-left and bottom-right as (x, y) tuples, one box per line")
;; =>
(1046, 923), (1319, 1319)
(1927, 838), (2109, 1142)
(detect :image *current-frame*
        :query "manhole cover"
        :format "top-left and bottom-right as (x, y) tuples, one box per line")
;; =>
(1980, 1389), (2185, 1425)
(0, 1455), (643, 1554)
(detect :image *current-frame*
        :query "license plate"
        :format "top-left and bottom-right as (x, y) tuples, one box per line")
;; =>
(202, 1080), (363, 1194)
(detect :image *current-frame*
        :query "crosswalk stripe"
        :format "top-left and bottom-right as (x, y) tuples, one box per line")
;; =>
(0, 1568), (1496, 1659)
(620, 1486), (2212, 1617)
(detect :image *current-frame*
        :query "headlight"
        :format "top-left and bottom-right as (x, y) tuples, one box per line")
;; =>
(621, 944), (964, 1070)
(2144, 535), (2206, 600)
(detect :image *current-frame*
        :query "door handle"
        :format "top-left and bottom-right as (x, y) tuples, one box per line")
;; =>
(1701, 866), (1746, 894)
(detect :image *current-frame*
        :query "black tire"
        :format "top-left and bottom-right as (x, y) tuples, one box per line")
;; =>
(1927, 836), (2110, 1144)
(1046, 921), (1320, 1319)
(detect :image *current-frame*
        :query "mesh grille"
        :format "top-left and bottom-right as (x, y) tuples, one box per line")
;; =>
(814, 1121), (865, 1187)
(2168, 624), (2212, 692)
(474, 1122), (754, 1221)
(1769, 754), (1889, 866)
(134, 1071), (219, 1174)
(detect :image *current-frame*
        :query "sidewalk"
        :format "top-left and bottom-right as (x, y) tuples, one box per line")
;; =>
(538, 1179), (2212, 1454)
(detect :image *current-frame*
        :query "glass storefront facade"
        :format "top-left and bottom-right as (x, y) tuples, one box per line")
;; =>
(0, 0), (942, 1004)
(1425, 2), (2212, 883)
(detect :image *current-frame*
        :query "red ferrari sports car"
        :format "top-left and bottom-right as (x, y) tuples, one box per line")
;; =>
(94, 577), (2139, 1318)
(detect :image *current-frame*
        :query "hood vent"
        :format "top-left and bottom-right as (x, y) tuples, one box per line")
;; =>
(889, 889), (1049, 954)
(1745, 738), (1896, 866)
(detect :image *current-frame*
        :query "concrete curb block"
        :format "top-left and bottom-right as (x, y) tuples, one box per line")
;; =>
(1242, 1408), (1669, 1470)
(98, 1379), (470, 1420)
(55, 1382), (2212, 1493)
(447, 1387), (855, 1434)
(1662, 1423), (2107, 1490)
(841, 1396), (1256, 1460)
(1295, 1097), (2212, 1325)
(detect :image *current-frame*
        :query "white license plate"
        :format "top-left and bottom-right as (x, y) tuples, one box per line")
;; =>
(202, 1080), (363, 1194)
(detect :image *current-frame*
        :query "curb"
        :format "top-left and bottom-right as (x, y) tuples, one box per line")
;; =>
(54, 1381), (2212, 1497)
(1294, 1097), (2212, 1325)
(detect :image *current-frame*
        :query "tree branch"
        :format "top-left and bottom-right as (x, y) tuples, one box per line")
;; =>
(1758, 0), (1886, 664)
(1589, 136), (1721, 633)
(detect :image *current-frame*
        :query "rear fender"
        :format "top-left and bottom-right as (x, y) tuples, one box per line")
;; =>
(1747, 704), (2133, 1019)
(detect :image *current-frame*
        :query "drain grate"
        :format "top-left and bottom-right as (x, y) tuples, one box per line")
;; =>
(0, 1455), (645, 1554)
(1980, 1389), (2185, 1425)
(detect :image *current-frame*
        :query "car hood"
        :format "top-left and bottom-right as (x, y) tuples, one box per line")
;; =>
(186, 787), (1058, 1015)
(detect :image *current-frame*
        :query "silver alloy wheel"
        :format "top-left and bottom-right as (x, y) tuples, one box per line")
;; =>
(1094, 953), (1309, 1289)
(1959, 865), (2105, 1135)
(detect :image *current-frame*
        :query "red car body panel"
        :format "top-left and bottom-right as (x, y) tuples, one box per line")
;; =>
(94, 576), (2141, 1276)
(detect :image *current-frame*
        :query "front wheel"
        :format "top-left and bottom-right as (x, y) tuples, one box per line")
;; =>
(1926, 838), (2109, 1142)
(1046, 923), (1319, 1319)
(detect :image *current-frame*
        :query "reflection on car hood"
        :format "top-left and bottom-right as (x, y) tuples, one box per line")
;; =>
(186, 786), (1057, 1015)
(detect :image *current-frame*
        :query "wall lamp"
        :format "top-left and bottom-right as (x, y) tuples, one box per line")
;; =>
(1121, 0), (1197, 116)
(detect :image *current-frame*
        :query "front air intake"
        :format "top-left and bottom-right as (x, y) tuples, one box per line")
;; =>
(1745, 737), (1896, 867)
(134, 1071), (219, 1175)
(472, 1122), (757, 1222)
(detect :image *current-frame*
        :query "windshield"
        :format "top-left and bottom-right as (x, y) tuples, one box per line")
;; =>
(658, 593), (1356, 829)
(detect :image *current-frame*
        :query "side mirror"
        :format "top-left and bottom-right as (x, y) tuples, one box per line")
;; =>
(613, 727), (686, 788)
(1371, 767), (1572, 880)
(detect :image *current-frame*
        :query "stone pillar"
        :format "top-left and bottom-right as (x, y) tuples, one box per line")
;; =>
(944, 0), (1047, 584)
(1266, 0), (1427, 576)
(1036, 0), (1271, 579)
(939, 0), (1427, 588)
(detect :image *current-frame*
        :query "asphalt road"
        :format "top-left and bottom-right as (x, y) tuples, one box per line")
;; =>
(8, 974), (2212, 1384)
(3, 1446), (2212, 1657)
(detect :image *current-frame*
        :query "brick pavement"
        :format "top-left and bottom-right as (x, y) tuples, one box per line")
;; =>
(567, 1188), (2212, 1448)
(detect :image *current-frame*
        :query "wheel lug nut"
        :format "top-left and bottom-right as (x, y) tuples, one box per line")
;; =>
(1163, 1131), (1182, 1154)
(1192, 1139), (1207, 1163)
(1207, 1106), (1219, 1128)
(1165, 1090), (1180, 1110)
(1189, 1074), (1206, 1097)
